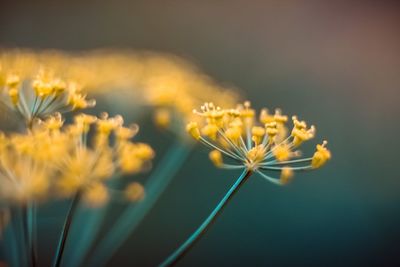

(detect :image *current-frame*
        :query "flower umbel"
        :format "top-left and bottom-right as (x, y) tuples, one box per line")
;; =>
(0, 127), (67, 203)
(187, 101), (331, 185)
(0, 69), (95, 125)
(0, 112), (154, 207)
(160, 101), (331, 266)
(53, 112), (154, 207)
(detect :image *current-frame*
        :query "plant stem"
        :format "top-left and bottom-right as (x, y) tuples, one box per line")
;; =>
(159, 169), (252, 267)
(87, 140), (192, 267)
(63, 204), (106, 267)
(21, 204), (32, 267)
(25, 202), (37, 267)
(4, 208), (24, 267)
(52, 191), (82, 267)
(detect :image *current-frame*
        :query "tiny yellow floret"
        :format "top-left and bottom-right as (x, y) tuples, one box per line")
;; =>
(246, 145), (266, 168)
(125, 182), (145, 201)
(280, 167), (294, 185)
(74, 114), (97, 133)
(115, 125), (139, 141)
(5, 74), (20, 87)
(311, 141), (331, 169)
(83, 183), (110, 207)
(43, 113), (64, 131)
(273, 144), (292, 161)
(260, 108), (274, 124)
(209, 150), (223, 167)
(8, 87), (19, 105)
(201, 124), (219, 140)
(154, 108), (171, 128)
(186, 122), (200, 140)
(291, 116), (315, 146)
(265, 122), (278, 138)
(252, 126), (265, 144)
(225, 127), (242, 142)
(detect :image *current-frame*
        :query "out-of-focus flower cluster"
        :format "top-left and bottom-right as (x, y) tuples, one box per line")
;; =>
(0, 112), (154, 207)
(187, 101), (331, 185)
(0, 49), (238, 133)
(0, 50), (168, 209)
(0, 68), (95, 125)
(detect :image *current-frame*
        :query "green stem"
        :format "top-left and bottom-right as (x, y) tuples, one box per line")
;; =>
(26, 202), (37, 267)
(21, 205), (31, 266)
(62, 204), (107, 267)
(2, 221), (19, 267)
(52, 192), (82, 267)
(3, 208), (24, 267)
(159, 169), (253, 267)
(87, 140), (192, 267)
(63, 174), (121, 267)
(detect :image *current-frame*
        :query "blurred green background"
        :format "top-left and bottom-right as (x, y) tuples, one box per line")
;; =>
(1, 1), (399, 266)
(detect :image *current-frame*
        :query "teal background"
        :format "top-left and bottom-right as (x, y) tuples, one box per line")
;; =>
(1, 1), (399, 266)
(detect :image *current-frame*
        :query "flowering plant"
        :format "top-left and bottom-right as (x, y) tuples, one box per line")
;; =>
(0, 50), (330, 267)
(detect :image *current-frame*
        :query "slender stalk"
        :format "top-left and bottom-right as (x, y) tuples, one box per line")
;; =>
(21, 204), (31, 266)
(2, 220), (19, 267)
(87, 141), (192, 267)
(159, 169), (253, 267)
(63, 174), (123, 267)
(52, 191), (82, 267)
(4, 208), (24, 267)
(26, 202), (37, 267)
(62, 204), (107, 267)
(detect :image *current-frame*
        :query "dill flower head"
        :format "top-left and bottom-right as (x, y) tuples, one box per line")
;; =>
(0, 126), (68, 203)
(1, 49), (239, 136)
(0, 68), (95, 125)
(0, 112), (154, 207)
(187, 101), (331, 185)
(52, 112), (155, 207)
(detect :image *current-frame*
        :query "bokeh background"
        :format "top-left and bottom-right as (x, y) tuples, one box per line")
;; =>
(1, 1), (399, 266)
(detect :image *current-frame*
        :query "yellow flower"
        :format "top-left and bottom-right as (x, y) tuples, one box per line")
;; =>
(209, 150), (223, 167)
(280, 167), (294, 185)
(55, 113), (154, 205)
(0, 112), (154, 206)
(115, 124), (139, 141)
(186, 122), (200, 140)
(1, 49), (239, 136)
(124, 182), (145, 202)
(82, 183), (110, 208)
(0, 129), (64, 203)
(273, 143), (299, 162)
(74, 113), (97, 133)
(291, 116), (315, 146)
(1, 68), (95, 125)
(187, 101), (331, 185)
(66, 82), (96, 110)
(153, 108), (171, 128)
(312, 141), (331, 169)
(246, 145), (267, 169)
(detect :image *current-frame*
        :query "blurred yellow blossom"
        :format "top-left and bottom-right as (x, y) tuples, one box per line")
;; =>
(124, 182), (145, 202)
(0, 128), (66, 203)
(55, 113), (154, 205)
(0, 112), (154, 206)
(0, 65), (95, 125)
(1, 49), (238, 133)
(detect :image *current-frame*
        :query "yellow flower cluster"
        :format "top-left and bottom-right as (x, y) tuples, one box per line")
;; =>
(0, 127), (64, 203)
(1, 49), (238, 132)
(0, 67), (95, 124)
(0, 113), (154, 206)
(187, 101), (331, 185)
